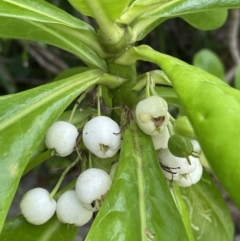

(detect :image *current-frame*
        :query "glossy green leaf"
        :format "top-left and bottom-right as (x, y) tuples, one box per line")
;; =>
(0, 69), (102, 232)
(1, 0), (86, 28)
(119, 0), (240, 25)
(234, 62), (240, 90)
(181, 9), (228, 30)
(0, 0), (107, 69)
(0, 215), (79, 241)
(118, 0), (240, 41)
(114, 45), (240, 208)
(85, 121), (189, 241)
(180, 170), (234, 241)
(193, 49), (225, 80)
(68, 0), (92, 17)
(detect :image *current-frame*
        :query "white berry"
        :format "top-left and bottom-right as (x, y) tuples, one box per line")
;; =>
(56, 190), (93, 226)
(158, 148), (197, 174)
(75, 168), (112, 211)
(82, 116), (121, 158)
(20, 188), (56, 225)
(177, 159), (203, 187)
(45, 121), (78, 157)
(151, 126), (170, 150)
(136, 96), (170, 136)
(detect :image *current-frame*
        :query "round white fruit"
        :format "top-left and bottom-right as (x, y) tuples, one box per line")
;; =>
(151, 126), (170, 150)
(75, 168), (112, 211)
(20, 188), (56, 225)
(45, 121), (78, 157)
(136, 96), (170, 136)
(158, 148), (197, 174)
(56, 190), (93, 226)
(177, 159), (203, 187)
(82, 116), (121, 158)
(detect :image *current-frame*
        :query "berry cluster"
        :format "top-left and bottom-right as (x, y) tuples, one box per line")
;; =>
(20, 116), (119, 226)
(20, 95), (205, 226)
(136, 96), (204, 187)
(20, 167), (112, 226)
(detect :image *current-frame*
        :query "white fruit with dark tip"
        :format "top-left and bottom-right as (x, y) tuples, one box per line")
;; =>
(136, 96), (170, 136)
(158, 148), (197, 174)
(20, 188), (56, 225)
(56, 190), (93, 226)
(177, 159), (203, 187)
(83, 116), (121, 158)
(75, 168), (112, 211)
(151, 126), (170, 150)
(45, 121), (78, 157)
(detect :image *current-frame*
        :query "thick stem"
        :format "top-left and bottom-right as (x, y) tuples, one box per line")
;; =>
(87, 0), (131, 54)
(109, 63), (138, 109)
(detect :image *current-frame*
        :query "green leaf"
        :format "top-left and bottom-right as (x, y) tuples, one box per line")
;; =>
(118, 0), (240, 41)
(1, 0), (87, 29)
(180, 170), (234, 241)
(68, 0), (93, 17)
(114, 45), (240, 208)
(193, 49), (225, 80)
(234, 62), (240, 90)
(0, 69), (102, 232)
(119, 0), (239, 25)
(0, 0), (107, 69)
(0, 215), (79, 241)
(181, 9), (228, 30)
(85, 121), (189, 241)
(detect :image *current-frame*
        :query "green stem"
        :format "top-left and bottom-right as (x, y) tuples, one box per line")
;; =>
(110, 63), (138, 109)
(69, 92), (87, 123)
(85, 0), (124, 46)
(50, 156), (80, 198)
(167, 123), (174, 136)
(146, 76), (150, 98)
(146, 73), (150, 98)
(54, 178), (77, 199)
(97, 85), (102, 116)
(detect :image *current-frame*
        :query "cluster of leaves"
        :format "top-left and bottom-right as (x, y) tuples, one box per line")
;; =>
(0, 0), (240, 241)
